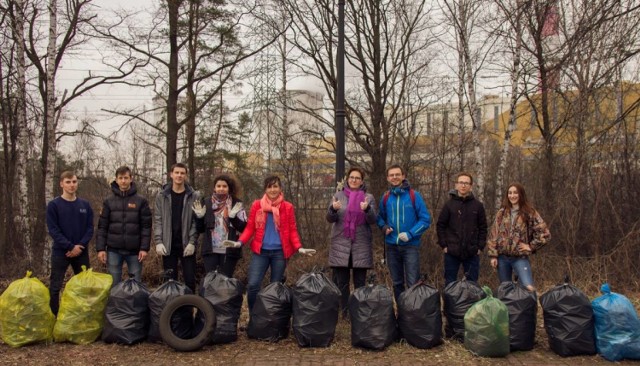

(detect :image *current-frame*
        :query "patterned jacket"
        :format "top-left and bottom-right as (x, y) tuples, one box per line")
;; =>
(486, 207), (550, 258)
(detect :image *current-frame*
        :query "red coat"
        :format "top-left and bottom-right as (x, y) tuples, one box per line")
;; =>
(238, 199), (302, 259)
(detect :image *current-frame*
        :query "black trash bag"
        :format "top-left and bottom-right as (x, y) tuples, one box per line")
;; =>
(443, 277), (486, 341)
(292, 271), (341, 347)
(199, 271), (244, 344)
(102, 278), (151, 345)
(148, 279), (193, 343)
(247, 282), (292, 342)
(349, 281), (397, 350)
(497, 281), (537, 351)
(539, 277), (596, 357)
(397, 279), (443, 349)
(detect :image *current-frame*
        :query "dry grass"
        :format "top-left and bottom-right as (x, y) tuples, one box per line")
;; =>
(2, 247), (640, 365)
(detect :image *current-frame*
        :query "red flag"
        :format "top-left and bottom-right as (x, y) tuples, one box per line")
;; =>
(541, 2), (559, 37)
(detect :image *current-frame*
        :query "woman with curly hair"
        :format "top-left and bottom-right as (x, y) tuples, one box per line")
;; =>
(193, 174), (247, 277)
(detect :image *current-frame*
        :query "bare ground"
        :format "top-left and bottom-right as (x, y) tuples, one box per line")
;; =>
(1, 311), (639, 366)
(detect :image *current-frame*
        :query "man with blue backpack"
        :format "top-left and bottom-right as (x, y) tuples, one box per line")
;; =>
(377, 164), (432, 302)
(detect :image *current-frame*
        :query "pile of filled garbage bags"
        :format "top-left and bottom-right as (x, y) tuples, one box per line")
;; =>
(1, 269), (639, 362)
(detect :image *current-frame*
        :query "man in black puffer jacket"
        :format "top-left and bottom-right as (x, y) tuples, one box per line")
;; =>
(436, 172), (487, 285)
(96, 166), (152, 286)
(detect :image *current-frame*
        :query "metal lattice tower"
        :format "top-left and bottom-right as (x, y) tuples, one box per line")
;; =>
(252, 49), (278, 170)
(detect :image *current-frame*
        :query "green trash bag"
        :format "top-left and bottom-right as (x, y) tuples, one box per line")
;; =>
(0, 271), (55, 347)
(53, 266), (112, 344)
(464, 286), (510, 357)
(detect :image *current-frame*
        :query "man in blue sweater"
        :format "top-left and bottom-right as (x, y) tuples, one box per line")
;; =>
(46, 171), (94, 315)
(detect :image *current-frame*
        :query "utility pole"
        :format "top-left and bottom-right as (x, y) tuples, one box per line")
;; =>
(335, 0), (345, 184)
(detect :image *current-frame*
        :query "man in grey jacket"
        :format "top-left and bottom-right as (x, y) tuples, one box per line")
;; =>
(153, 163), (199, 292)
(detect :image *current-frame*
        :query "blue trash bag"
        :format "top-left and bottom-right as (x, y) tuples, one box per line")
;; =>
(592, 283), (640, 361)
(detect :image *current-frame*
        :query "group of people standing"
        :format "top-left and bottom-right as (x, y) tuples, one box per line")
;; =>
(46, 164), (315, 316)
(45, 162), (550, 319)
(327, 165), (551, 316)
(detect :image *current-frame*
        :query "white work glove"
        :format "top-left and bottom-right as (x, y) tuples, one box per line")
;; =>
(228, 202), (243, 218)
(183, 243), (195, 256)
(192, 201), (206, 218)
(298, 248), (317, 257)
(398, 232), (410, 242)
(156, 244), (167, 256)
(222, 240), (242, 248)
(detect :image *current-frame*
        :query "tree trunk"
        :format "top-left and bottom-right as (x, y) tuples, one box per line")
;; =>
(185, 0), (197, 181)
(166, 0), (180, 175)
(457, 48), (465, 171)
(41, 0), (58, 277)
(461, 34), (484, 202)
(0, 46), (15, 263)
(494, 1), (522, 212)
(12, 0), (34, 267)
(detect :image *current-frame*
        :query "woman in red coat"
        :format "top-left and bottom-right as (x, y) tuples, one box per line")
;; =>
(225, 175), (316, 312)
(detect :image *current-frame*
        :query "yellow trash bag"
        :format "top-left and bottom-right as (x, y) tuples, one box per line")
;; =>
(0, 271), (55, 347)
(53, 266), (112, 344)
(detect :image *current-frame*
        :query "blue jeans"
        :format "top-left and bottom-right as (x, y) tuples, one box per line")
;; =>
(444, 253), (480, 285)
(497, 255), (534, 287)
(247, 249), (286, 312)
(107, 250), (142, 286)
(49, 251), (90, 315)
(386, 245), (420, 303)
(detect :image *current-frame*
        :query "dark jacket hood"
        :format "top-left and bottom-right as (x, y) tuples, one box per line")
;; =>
(110, 180), (138, 197)
(448, 189), (475, 202)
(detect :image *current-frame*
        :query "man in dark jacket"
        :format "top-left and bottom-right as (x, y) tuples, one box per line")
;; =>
(436, 172), (487, 285)
(153, 163), (199, 292)
(96, 166), (152, 286)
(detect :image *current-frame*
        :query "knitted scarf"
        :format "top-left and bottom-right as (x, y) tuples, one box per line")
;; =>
(256, 192), (283, 230)
(210, 193), (231, 249)
(343, 187), (366, 241)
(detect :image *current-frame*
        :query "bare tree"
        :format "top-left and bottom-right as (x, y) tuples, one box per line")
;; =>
(489, 0), (526, 211)
(7, 0), (148, 273)
(441, 0), (495, 202)
(93, 0), (283, 179)
(282, 0), (438, 197)
(4, 0), (34, 266)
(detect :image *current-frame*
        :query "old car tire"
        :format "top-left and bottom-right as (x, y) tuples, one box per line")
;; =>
(159, 295), (216, 352)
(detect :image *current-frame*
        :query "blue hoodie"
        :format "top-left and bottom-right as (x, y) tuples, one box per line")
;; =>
(376, 180), (431, 246)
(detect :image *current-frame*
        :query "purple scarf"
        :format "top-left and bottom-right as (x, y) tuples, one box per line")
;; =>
(343, 187), (366, 241)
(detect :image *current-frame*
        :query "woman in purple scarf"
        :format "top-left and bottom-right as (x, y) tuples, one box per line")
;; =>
(326, 167), (377, 317)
